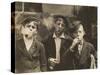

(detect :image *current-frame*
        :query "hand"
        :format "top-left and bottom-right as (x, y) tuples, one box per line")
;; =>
(90, 54), (96, 69)
(49, 58), (58, 64)
(70, 38), (80, 50)
(48, 58), (57, 69)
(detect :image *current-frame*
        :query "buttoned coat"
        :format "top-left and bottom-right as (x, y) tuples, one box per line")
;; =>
(15, 38), (47, 73)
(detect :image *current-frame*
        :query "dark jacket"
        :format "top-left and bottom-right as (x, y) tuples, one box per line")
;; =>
(44, 34), (73, 71)
(72, 40), (97, 69)
(15, 38), (47, 73)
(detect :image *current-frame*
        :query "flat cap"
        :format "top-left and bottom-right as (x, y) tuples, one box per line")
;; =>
(21, 16), (40, 25)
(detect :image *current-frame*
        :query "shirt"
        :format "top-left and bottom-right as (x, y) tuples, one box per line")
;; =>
(78, 40), (83, 55)
(53, 33), (65, 63)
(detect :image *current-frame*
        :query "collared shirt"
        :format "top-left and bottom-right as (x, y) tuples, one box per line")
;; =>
(53, 33), (65, 63)
(78, 40), (83, 55)
(23, 36), (33, 51)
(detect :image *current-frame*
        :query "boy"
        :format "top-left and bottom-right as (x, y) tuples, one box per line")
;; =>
(44, 15), (73, 71)
(69, 21), (97, 69)
(15, 17), (47, 73)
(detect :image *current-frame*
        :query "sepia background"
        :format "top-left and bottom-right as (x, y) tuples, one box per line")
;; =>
(0, 0), (100, 75)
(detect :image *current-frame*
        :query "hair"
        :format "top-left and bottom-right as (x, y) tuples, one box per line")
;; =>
(54, 15), (68, 26)
(20, 16), (40, 36)
(20, 16), (40, 30)
(70, 20), (86, 34)
(53, 15), (69, 33)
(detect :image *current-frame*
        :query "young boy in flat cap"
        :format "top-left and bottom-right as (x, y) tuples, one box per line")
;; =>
(15, 17), (47, 73)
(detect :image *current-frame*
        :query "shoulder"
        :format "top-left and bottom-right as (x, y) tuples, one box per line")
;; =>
(84, 41), (95, 50)
(64, 34), (73, 43)
(16, 39), (23, 46)
(85, 41), (94, 48)
(34, 39), (45, 49)
(42, 35), (53, 44)
(64, 33), (73, 41)
(15, 39), (24, 53)
(84, 40), (96, 55)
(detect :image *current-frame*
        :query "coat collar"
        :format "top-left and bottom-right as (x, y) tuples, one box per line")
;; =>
(18, 38), (34, 60)
(53, 32), (66, 39)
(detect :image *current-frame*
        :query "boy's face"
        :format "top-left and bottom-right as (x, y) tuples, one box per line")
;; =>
(23, 21), (38, 38)
(54, 18), (65, 34)
(73, 25), (85, 40)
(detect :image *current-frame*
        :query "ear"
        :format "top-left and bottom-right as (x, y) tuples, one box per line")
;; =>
(83, 30), (86, 36)
(21, 25), (25, 35)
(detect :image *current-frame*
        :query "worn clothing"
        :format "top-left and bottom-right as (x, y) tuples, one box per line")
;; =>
(44, 33), (73, 71)
(72, 40), (97, 69)
(77, 40), (83, 55)
(15, 38), (47, 73)
(53, 33), (66, 63)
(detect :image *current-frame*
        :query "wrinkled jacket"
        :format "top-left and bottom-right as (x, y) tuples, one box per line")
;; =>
(73, 40), (97, 69)
(44, 34), (73, 71)
(15, 38), (47, 73)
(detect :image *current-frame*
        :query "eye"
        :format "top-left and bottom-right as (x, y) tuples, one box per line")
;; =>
(57, 23), (60, 25)
(26, 25), (31, 28)
(61, 24), (64, 26)
(32, 26), (35, 29)
(78, 31), (82, 33)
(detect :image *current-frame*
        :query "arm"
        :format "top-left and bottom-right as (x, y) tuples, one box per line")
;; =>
(90, 54), (96, 68)
(89, 44), (97, 68)
(39, 43), (47, 71)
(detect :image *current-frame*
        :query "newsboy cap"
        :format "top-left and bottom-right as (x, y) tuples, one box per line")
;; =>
(20, 16), (40, 26)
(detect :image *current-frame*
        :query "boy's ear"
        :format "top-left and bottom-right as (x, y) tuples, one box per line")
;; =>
(21, 25), (25, 35)
(83, 30), (86, 35)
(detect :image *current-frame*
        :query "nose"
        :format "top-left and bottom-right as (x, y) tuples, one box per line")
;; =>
(59, 24), (62, 28)
(77, 32), (80, 37)
(29, 27), (33, 31)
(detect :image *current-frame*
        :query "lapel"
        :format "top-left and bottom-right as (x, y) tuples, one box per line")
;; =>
(52, 37), (66, 57)
(49, 34), (69, 57)
(18, 39), (33, 60)
(60, 38), (65, 56)
(79, 40), (88, 63)
(80, 40), (87, 56)
(50, 37), (56, 57)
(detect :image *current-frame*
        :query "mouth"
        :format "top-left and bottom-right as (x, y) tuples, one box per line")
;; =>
(25, 34), (28, 38)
